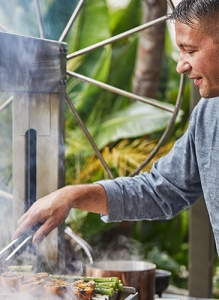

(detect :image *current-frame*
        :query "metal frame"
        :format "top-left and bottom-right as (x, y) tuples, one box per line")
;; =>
(0, 31), (67, 272)
(0, 0), (183, 178)
(63, 0), (185, 178)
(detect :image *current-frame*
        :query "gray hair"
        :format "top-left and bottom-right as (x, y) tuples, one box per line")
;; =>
(168, 0), (219, 26)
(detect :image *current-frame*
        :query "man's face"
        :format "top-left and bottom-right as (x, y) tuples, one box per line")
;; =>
(175, 20), (219, 98)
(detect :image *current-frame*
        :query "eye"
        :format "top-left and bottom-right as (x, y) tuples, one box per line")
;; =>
(186, 50), (196, 54)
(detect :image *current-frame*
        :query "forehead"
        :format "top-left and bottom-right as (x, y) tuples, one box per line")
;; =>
(175, 20), (205, 47)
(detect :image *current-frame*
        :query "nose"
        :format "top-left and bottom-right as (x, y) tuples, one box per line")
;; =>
(176, 54), (191, 74)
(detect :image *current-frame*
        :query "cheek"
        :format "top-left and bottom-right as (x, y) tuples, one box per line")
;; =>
(199, 50), (219, 78)
(208, 56), (219, 79)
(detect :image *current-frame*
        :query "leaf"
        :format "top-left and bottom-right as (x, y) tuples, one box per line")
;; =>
(66, 0), (112, 119)
(110, 0), (142, 36)
(94, 101), (183, 149)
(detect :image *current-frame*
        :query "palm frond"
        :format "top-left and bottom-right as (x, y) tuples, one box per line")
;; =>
(71, 138), (175, 183)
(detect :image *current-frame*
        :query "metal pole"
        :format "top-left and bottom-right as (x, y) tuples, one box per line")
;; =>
(65, 95), (114, 179)
(34, 0), (45, 39)
(130, 74), (186, 176)
(0, 23), (10, 33)
(67, 16), (167, 59)
(59, 0), (86, 42)
(67, 70), (174, 113)
(166, 0), (175, 10)
(0, 96), (13, 112)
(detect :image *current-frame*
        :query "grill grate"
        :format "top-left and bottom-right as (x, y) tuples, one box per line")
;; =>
(0, 284), (138, 300)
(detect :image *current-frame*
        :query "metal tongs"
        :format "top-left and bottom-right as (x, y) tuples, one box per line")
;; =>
(0, 223), (41, 270)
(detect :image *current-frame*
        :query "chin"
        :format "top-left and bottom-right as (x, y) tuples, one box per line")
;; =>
(199, 89), (219, 99)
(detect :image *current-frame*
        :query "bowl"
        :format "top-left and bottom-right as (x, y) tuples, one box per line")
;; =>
(155, 269), (171, 297)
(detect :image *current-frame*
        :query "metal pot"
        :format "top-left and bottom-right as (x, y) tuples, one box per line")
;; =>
(86, 260), (156, 300)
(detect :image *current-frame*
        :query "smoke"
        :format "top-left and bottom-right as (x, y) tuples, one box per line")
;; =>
(0, 0), (67, 274)
(0, 94), (13, 248)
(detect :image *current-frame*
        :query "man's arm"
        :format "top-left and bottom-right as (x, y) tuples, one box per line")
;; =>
(12, 184), (108, 245)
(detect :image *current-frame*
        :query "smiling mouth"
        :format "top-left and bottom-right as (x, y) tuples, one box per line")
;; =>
(192, 77), (202, 86)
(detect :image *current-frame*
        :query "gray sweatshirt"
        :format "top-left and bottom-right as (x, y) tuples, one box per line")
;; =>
(97, 97), (219, 254)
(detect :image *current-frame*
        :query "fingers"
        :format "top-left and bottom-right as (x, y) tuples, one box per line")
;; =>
(31, 219), (54, 246)
(12, 214), (36, 240)
(13, 209), (63, 246)
(13, 216), (55, 246)
(12, 187), (72, 244)
(17, 212), (27, 226)
(12, 203), (43, 240)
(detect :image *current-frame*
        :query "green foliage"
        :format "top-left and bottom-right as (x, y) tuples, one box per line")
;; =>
(94, 101), (182, 149)
(65, 0), (184, 183)
(64, 1), (191, 290)
(132, 210), (189, 288)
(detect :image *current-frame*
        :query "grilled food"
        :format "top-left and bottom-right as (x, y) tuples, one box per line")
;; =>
(43, 278), (69, 297)
(0, 272), (123, 299)
(0, 271), (24, 289)
(19, 278), (44, 296)
(71, 280), (96, 299)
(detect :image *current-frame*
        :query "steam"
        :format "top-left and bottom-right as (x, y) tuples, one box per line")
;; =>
(92, 235), (145, 262)
(0, 11), (66, 274)
(0, 94), (13, 249)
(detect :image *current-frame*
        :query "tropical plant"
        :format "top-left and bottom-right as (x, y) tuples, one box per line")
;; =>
(63, 0), (192, 290)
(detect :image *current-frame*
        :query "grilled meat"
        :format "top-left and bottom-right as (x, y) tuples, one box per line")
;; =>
(0, 272), (123, 299)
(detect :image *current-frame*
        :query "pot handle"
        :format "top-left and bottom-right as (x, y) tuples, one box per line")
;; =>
(64, 226), (94, 264)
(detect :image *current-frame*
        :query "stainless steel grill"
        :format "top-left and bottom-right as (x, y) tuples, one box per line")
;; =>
(0, 30), (67, 272)
(0, 283), (138, 300)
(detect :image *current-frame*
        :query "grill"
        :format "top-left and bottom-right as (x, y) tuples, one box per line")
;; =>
(0, 30), (67, 271)
(0, 232), (139, 300)
(0, 277), (138, 300)
(0, 289), (138, 300)
(93, 287), (138, 299)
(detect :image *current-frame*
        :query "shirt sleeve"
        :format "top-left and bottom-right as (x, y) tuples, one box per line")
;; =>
(96, 107), (203, 223)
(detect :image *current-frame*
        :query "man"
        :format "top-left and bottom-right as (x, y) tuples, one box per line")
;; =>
(13, 0), (219, 253)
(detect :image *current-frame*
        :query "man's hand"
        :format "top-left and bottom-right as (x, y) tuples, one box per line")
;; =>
(12, 184), (108, 245)
(13, 186), (73, 245)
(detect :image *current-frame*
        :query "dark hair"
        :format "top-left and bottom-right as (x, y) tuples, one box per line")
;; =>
(169, 0), (219, 26)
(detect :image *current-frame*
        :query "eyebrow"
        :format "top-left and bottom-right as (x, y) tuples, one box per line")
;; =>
(178, 43), (196, 48)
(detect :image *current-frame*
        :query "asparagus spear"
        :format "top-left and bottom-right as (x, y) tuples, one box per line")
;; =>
(49, 275), (123, 292)
(7, 265), (33, 272)
(85, 276), (119, 284)
(94, 287), (115, 296)
(96, 282), (117, 288)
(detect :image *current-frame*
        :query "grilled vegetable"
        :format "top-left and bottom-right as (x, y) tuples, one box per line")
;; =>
(0, 271), (123, 299)
(94, 286), (115, 297)
(7, 265), (33, 272)
(50, 275), (123, 291)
